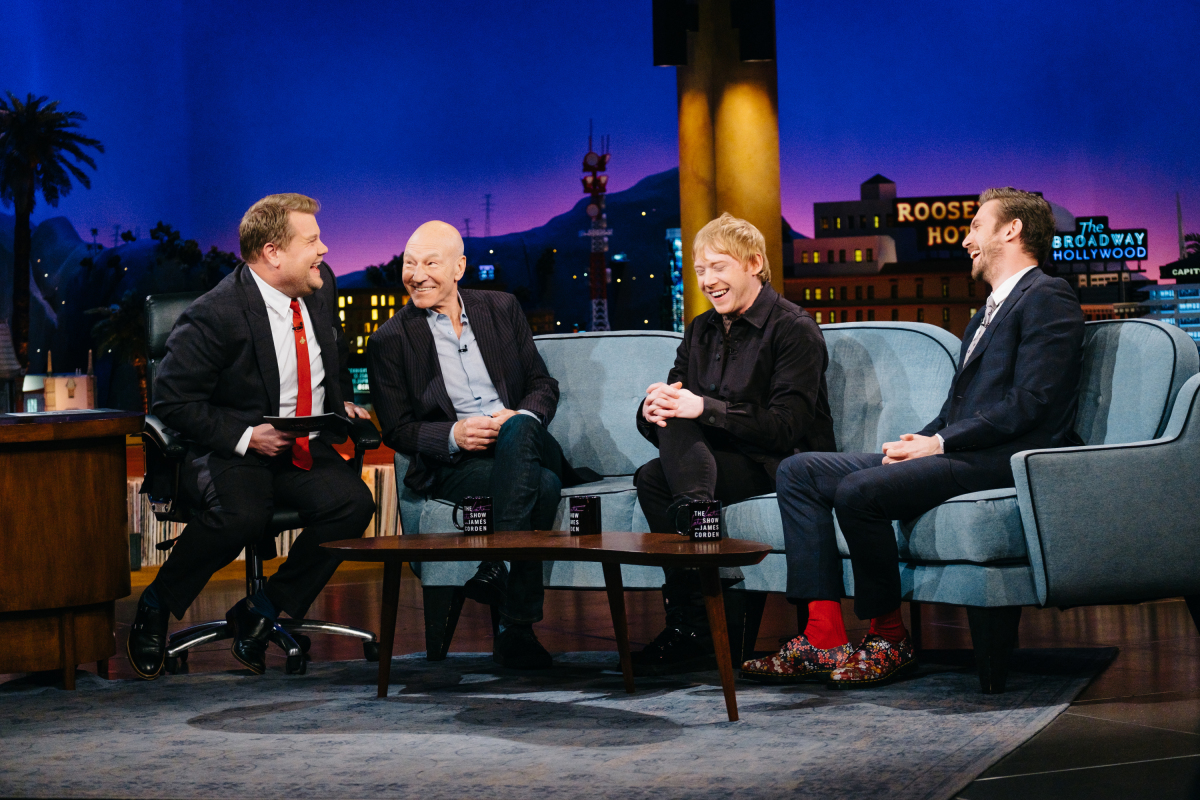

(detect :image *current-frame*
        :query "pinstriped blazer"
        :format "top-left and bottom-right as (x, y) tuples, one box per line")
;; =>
(918, 267), (1085, 491)
(368, 288), (560, 492)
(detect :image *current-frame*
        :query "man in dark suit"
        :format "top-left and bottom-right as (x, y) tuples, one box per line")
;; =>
(126, 193), (376, 680)
(368, 220), (566, 669)
(750, 188), (1085, 688)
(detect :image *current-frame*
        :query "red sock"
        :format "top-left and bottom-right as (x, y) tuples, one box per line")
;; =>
(869, 608), (908, 645)
(803, 600), (849, 649)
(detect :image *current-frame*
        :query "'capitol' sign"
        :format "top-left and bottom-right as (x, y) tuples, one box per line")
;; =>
(1052, 217), (1147, 263)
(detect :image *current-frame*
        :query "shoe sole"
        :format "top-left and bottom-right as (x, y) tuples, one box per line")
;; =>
(125, 635), (163, 681)
(739, 668), (833, 685)
(492, 655), (553, 670)
(463, 582), (506, 607)
(828, 658), (918, 689)
(230, 644), (267, 675)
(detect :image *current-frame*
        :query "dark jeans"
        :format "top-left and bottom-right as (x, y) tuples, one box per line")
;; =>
(777, 451), (971, 620)
(153, 438), (376, 620)
(432, 414), (564, 626)
(635, 418), (775, 631)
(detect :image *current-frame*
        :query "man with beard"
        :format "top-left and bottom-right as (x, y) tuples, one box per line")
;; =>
(744, 187), (1084, 688)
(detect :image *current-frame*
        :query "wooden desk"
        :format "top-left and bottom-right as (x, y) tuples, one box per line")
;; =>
(325, 531), (771, 721)
(0, 411), (143, 688)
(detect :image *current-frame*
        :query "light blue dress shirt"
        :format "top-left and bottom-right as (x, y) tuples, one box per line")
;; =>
(426, 296), (537, 454)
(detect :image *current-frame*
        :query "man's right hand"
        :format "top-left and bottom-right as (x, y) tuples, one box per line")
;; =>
(454, 415), (501, 451)
(248, 423), (300, 457)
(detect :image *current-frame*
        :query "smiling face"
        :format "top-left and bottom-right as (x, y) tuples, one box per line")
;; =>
(963, 199), (1019, 285)
(403, 221), (467, 314)
(263, 211), (327, 297)
(694, 245), (764, 316)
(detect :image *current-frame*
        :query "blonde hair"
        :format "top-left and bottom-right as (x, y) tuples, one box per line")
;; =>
(692, 212), (770, 284)
(239, 193), (320, 262)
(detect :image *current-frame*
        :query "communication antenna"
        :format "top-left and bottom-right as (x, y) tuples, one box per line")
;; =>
(1179, 192), (1186, 261)
(579, 123), (612, 331)
(483, 194), (493, 238)
(463, 218), (472, 239)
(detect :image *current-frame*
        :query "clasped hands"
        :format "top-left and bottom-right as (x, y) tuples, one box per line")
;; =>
(881, 433), (941, 465)
(248, 401), (373, 457)
(454, 408), (520, 451)
(641, 381), (705, 428)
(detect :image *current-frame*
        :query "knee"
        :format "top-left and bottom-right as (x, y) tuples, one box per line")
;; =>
(347, 481), (377, 531)
(497, 412), (539, 446)
(199, 503), (274, 545)
(635, 458), (667, 496)
(833, 470), (874, 515)
(777, 452), (824, 495)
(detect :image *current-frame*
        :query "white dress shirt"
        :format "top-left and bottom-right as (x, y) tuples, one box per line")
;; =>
(933, 265), (1037, 453)
(234, 269), (326, 456)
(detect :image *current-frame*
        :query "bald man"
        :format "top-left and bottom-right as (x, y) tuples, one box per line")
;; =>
(368, 221), (566, 669)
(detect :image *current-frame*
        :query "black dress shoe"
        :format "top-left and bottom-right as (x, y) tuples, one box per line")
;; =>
(630, 626), (716, 676)
(126, 598), (170, 680)
(226, 599), (274, 675)
(464, 560), (508, 607)
(493, 625), (553, 669)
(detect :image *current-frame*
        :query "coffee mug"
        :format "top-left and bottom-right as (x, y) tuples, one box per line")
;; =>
(673, 500), (722, 540)
(569, 495), (602, 536)
(452, 496), (494, 535)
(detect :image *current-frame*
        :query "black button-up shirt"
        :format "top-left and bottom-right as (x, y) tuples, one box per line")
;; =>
(636, 283), (836, 477)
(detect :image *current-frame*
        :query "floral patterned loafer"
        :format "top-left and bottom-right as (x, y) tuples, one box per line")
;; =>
(828, 634), (917, 689)
(739, 635), (854, 684)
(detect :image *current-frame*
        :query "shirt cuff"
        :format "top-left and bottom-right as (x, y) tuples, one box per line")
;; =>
(447, 422), (461, 455)
(235, 426), (254, 457)
(700, 396), (727, 428)
(516, 409), (542, 424)
(935, 433), (945, 454)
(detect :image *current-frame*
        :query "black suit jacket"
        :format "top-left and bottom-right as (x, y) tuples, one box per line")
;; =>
(152, 263), (352, 460)
(917, 267), (1085, 491)
(368, 288), (559, 492)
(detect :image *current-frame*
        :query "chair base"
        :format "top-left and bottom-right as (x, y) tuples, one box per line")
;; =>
(164, 617), (379, 674)
(966, 605), (1022, 694)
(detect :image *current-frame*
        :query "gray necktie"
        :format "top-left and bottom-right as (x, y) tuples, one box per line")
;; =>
(962, 295), (998, 365)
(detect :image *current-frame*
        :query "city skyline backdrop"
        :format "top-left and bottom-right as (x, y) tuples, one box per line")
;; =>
(4, 0), (1198, 278)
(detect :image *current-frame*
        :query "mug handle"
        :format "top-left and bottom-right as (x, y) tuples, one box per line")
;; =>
(672, 502), (692, 536)
(452, 502), (465, 531)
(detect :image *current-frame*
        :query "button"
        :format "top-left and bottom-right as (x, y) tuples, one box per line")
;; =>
(708, 416), (716, 424)
(708, 383), (716, 390)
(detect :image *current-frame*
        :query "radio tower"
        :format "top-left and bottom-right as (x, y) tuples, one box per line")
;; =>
(580, 122), (611, 331)
(483, 193), (493, 238)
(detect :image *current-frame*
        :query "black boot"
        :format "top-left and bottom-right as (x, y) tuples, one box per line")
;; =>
(227, 599), (274, 675)
(631, 569), (715, 676)
(464, 560), (508, 607)
(493, 625), (553, 669)
(127, 596), (170, 680)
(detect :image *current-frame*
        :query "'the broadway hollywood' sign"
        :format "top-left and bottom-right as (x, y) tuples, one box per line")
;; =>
(1052, 217), (1147, 263)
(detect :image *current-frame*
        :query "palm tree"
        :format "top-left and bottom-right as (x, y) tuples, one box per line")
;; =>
(1186, 233), (1200, 258)
(0, 93), (104, 369)
(87, 292), (148, 412)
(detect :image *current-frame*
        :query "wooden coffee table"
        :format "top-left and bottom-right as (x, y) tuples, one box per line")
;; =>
(323, 530), (771, 721)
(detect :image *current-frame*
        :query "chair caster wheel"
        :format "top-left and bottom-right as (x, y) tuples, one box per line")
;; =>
(164, 654), (188, 675)
(293, 634), (312, 654)
(285, 653), (307, 675)
(363, 641), (380, 662)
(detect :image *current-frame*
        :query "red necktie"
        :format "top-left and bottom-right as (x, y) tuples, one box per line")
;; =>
(289, 299), (313, 470)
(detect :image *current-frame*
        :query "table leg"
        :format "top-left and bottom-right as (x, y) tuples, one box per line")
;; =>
(377, 560), (402, 699)
(699, 567), (738, 722)
(601, 562), (635, 694)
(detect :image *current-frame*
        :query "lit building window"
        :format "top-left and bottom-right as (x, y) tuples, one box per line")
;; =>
(821, 217), (830, 230)
(347, 295), (353, 304)
(942, 278), (950, 298)
(813, 251), (820, 264)
(942, 308), (950, 328)
(338, 296), (345, 308)
(855, 249), (863, 262)
(805, 288), (811, 300)
(829, 286), (835, 298)
(802, 251), (810, 263)
(815, 311), (823, 323)
(815, 288), (822, 300)
(371, 295), (378, 307)
(389, 295), (396, 306)
(339, 310), (345, 321)
(371, 309), (379, 321)
(836, 217), (842, 230)
(389, 308), (395, 318)
(873, 216), (880, 228)
(356, 336), (364, 346)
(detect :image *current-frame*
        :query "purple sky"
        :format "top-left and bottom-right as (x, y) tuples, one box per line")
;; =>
(5, 0), (1198, 277)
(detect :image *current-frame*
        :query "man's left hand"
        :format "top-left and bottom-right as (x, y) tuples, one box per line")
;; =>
(882, 433), (941, 464)
(491, 408), (519, 426)
(644, 382), (705, 424)
(344, 401), (372, 420)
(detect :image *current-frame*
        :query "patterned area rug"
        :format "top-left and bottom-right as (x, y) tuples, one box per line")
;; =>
(0, 649), (1113, 800)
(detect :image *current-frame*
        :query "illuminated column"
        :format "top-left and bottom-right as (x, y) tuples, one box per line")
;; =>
(674, 0), (782, 323)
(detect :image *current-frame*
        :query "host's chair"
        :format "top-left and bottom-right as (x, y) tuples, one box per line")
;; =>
(140, 291), (383, 674)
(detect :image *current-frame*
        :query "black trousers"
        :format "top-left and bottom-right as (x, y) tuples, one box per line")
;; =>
(154, 438), (376, 620)
(776, 451), (977, 620)
(431, 414), (565, 626)
(635, 418), (775, 630)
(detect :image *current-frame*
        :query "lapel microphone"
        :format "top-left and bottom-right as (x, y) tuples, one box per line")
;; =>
(459, 344), (468, 354)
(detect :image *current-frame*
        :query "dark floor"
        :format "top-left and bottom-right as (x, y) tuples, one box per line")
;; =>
(7, 560), (1200, 799)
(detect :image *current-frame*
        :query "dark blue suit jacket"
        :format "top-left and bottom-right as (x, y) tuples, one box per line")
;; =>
(917, 267), (1085, 491)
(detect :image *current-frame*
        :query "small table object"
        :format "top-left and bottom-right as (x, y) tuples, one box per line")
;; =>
(324, 530), (771, 721)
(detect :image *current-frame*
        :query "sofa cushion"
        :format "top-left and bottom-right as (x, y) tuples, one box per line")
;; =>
(899, 488), (1027, 564)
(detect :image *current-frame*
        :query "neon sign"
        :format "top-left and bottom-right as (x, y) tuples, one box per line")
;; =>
(894, 195), (980, 249)
(1052, 217), (1147, 263)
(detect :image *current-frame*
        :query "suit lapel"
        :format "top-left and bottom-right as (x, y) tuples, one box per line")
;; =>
(960, 268), (1041, 372)
(402, 304), (456, 420)
(461, 291), (512, 407)
(237, 266), (281, 414)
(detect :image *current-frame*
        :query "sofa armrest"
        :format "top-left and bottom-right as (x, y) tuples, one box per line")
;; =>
(143, 414), (187, 460)
(346, 416), (383, 451)
(1012, 373), (1200, 607)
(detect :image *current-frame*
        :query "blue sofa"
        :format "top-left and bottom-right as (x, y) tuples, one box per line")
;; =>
(393, 319), (1200, 690)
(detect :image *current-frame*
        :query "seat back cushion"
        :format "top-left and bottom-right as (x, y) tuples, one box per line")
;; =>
(821, 322), (961, 453)
(1074, 319), (1200, 445)
(535, 331), (682, 476)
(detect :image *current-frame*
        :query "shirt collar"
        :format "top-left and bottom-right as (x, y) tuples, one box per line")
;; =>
(989, 266), (1038, 307)
(248, 266), (300, 318)
(425, 293), (468, 324)
(707, 282), (778, 331)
